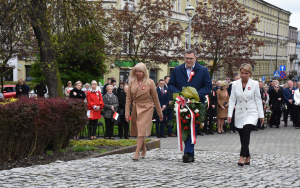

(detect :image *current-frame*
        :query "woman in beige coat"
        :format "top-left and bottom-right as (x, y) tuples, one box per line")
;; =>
(125, 63), (163, 161)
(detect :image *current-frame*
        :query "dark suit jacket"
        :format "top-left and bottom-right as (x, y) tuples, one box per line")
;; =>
(168, 62), (212, 104)
(156, 87), (169, 107)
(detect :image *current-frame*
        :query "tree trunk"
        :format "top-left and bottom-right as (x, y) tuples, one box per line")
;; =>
(28, 0), (63, 97)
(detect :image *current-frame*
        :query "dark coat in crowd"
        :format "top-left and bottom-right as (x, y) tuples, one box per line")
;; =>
(116, 87), (126, 112)
(269, 89), (284, 110)
(102, 93), (119, 118)
(34, 84), (47, 98)
(16, 84), (28, 98)
(69, 88), (86, 100)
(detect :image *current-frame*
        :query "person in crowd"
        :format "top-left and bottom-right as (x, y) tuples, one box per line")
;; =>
(64, 81), (73, 98)
(168, 49), (212, 163)
(293, 82), (300, 129)
(111, 80), (117, 95)
(117, 82), (129, 139)
(69, 81), (86, 140)
(225, 78), (231, 84)
(228, 74), (240, 133)
(264, 86), (270, 104)
(125, 63), (163, 161)
(212, 79), (216, 86)
(154, 79), (169, 138)
(34, 81), (47, 98)
(102, 78), (111, 96)
(228, 63), (264, 166)
(213, 80), (221, 92)
(164, 76), (175, 137)
(293, 80), (298, 89)
(103, 85), (119, 140)
(86, 80), (104, 140)
(204, 89), (217, 135)
(16, 79), (28, 98)
(283, 83), (288, 89)
(82, 83), (90, 103)
(82, 83), (90, 92)
(70, 81), (86, 100)
(0, 85), (3, 101)
(217, 81), (229, 134)
(269, 83), (283, 128)
(23, 80), (30, 94)
(283, 80), (296, 127)
(268, 80), (276, 94)
(256, 81), (267, 130)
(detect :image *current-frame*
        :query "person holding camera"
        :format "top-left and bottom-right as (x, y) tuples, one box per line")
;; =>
(217, 81), (229, 134)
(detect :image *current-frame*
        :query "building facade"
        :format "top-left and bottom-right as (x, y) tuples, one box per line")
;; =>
(100, 0), (292, 84)
(287, 26), (298, 80)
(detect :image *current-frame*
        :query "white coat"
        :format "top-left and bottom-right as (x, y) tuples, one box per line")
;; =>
(228, 78), (264, 129)
(294, 89), (300, 105)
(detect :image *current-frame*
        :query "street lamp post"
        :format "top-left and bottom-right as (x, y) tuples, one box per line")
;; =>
(185, 4), (195, 49)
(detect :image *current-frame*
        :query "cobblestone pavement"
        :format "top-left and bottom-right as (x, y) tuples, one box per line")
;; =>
(1, 121), (300, 187)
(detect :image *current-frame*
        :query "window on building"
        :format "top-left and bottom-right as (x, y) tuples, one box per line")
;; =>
(120, 69), (131, 83)
(149, 69), (157, 83)
(122, 0), (134, 10)
(177, 0), (181, 12)
(25, 65), (32, 80)
(122, 32), (134, 54)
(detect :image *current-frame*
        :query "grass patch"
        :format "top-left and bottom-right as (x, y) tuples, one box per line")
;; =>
(46, 150), (53, 155)
(98, 150), (108, 154)
(69, 138), (153, 147)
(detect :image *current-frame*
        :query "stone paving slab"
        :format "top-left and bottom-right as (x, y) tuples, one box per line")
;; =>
(160, 121), (300, 156)
(1, 148), (300, 187)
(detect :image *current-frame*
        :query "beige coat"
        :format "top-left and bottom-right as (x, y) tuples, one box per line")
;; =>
(217, 89), (229, 118)
(125, 79), (163, 137)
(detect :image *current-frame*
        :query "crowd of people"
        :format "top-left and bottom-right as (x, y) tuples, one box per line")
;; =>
(203, 77), (300, 136)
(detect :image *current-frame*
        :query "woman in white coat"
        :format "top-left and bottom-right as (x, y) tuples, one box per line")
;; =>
(294, 82), (300, 129)
(228, 63), (264, 166)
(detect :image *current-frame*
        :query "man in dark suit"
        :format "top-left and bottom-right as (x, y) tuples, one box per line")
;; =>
(257, 81), (267, 129)
(102, 78), (111, 96)
(168, 49), (212, 163)
(204, 89), (217, 135)
(154, 79), (169, 138)
(164, 76), (176, 137)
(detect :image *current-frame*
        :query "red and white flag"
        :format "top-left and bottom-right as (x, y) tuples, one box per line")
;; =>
(113, 112), (119, 121)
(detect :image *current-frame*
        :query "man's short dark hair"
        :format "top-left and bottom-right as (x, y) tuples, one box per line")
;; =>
(111, 80), (116, 84)
(119, 82), (125, 86)
(159, 79), (164, 82)
(185, 49), (197, 57)
(107, 78), (111, 81)
(164, 76), (170, 80)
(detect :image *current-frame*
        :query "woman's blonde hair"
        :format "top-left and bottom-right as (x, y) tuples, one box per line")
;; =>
(106, 85), (114, 91)
(75, 81), (83, 87)
(129, 62), (150, 85)
(220, 81), (228, 88)
(239, 63), (252, 76)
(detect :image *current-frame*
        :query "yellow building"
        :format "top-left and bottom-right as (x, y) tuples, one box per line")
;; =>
(240, 0), (291, 82)
(101, 0), (292, 84)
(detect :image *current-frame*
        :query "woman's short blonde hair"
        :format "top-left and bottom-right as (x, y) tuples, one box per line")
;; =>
(239, 63), (252, 76)
(220, 81), (228, 88)
(129, 62), (150, 85)
(106, 85), (114, 91)
(75, 81), (83, 87)
(91, 80), (97, 85)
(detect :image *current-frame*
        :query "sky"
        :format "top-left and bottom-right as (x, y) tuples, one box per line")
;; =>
(265, 0), (300, 29)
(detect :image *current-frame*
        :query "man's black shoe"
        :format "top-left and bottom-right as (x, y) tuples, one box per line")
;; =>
(157, 135), (161, 138)
(198, 132), (204, 136)
(182, 154), (194, 163)
(253, 127), (259, 131)
(209, 131), (214, 135)
(205, 132), (210, 135)
(161, 135), (167, 138)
